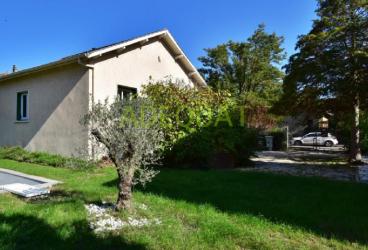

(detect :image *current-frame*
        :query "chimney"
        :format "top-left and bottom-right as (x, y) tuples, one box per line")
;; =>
(12, 65), (17, 73)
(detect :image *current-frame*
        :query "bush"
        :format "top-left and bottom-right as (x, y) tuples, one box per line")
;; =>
(142, 81), (233, 149)
(170, 125), (257, 168)
(142, 81), (257, 168)
(0, 147), (95, 169)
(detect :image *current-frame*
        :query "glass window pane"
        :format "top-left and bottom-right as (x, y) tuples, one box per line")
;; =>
(22, 94), (27, 118)
(117, 85), (137, 101)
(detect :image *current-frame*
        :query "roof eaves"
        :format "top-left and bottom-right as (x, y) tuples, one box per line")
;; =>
(163, 31), (206, 87)
(0, 54), (83, 82)
(0, 28), (206, 87)
(85, 29), (168, 59)
(84, 29), (206, 87)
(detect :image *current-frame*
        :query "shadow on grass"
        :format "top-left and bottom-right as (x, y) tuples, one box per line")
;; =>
(27, 189), (117, 208)
(109, 169), (368, 244)
(26, 189), (87, 204)
(0, 213), (146, 250)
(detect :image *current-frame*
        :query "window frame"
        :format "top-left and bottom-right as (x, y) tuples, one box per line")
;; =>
(17, 91), (29, 121)
(304, 133), (315, 138)
(117, 85), (137, 101)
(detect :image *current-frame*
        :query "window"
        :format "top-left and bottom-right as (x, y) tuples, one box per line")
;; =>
(17, 91), (29, 121)
(117, 85), (137, 101)
(305, 133), (316, 138)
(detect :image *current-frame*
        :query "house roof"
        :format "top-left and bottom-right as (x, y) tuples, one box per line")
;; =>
(0, 29), (206, 87)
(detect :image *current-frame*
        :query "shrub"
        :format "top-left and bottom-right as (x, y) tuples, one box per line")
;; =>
(142, 81), (257, 168)
(0, 147), (95, 169)
(142, 81), (233, 149)
(170, 125), (257, 168)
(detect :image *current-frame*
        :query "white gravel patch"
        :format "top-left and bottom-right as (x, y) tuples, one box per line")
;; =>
(84, 203), (161, 233)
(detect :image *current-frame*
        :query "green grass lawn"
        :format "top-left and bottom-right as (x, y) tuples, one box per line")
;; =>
(0, 159), (368, 249)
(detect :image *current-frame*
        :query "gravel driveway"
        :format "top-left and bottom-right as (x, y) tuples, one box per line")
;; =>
(244, 150), (368, 183)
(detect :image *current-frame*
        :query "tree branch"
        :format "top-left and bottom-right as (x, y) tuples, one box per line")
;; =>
(91, 128), (119, 166)
(91, 129), (110, 148)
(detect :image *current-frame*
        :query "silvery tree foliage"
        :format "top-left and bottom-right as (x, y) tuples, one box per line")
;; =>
(81, 97), (163, 210)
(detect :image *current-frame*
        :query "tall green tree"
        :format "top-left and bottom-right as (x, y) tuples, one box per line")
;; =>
(280, 0), (368, 163)
(198, 24), (285, 106)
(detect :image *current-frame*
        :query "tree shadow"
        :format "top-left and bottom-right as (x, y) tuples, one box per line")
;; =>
(26, 189), (87, 204)
(0, 213), (146, 250)
(1, 189), (145, 249)
(128, 169), (368, 245)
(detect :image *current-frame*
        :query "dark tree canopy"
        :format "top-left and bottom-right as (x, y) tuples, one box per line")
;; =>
(278, 0), (368, 162)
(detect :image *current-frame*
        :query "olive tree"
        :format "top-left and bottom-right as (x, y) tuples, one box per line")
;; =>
(81, 97), (163, 210)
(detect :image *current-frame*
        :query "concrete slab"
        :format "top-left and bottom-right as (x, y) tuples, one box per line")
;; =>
(2, 183), (50, 197)
(0, 171), (44, 186)
(0, 168), (61, 194)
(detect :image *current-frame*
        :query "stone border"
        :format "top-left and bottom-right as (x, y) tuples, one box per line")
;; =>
(0, 168), (62, 193)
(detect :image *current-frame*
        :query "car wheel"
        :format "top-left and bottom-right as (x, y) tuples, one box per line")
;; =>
(294, 140), (302, 146)
(324, 141), (333, 147)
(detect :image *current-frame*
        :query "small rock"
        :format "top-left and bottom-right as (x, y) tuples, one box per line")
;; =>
(84, 203), (161, 233)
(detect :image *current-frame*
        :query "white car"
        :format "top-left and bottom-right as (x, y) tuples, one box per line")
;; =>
(292, 132), (338, 147)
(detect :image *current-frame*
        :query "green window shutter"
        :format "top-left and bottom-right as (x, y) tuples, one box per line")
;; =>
(16, 93), (21, 121)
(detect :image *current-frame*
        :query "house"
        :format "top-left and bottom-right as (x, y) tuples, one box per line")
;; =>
(0, 29), (205, 157)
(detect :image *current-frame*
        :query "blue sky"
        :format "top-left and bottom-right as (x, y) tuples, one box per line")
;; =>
(0, 0), (317, 73)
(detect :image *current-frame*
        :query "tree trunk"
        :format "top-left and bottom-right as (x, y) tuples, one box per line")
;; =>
(350, 94), (362, 164)
(116, 171), (133, 211)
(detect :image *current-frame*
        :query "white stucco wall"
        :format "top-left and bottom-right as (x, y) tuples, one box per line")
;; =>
(0, 64), (89, 156)
(93, 40), (193, 102)
(0, 39), (196, 157)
